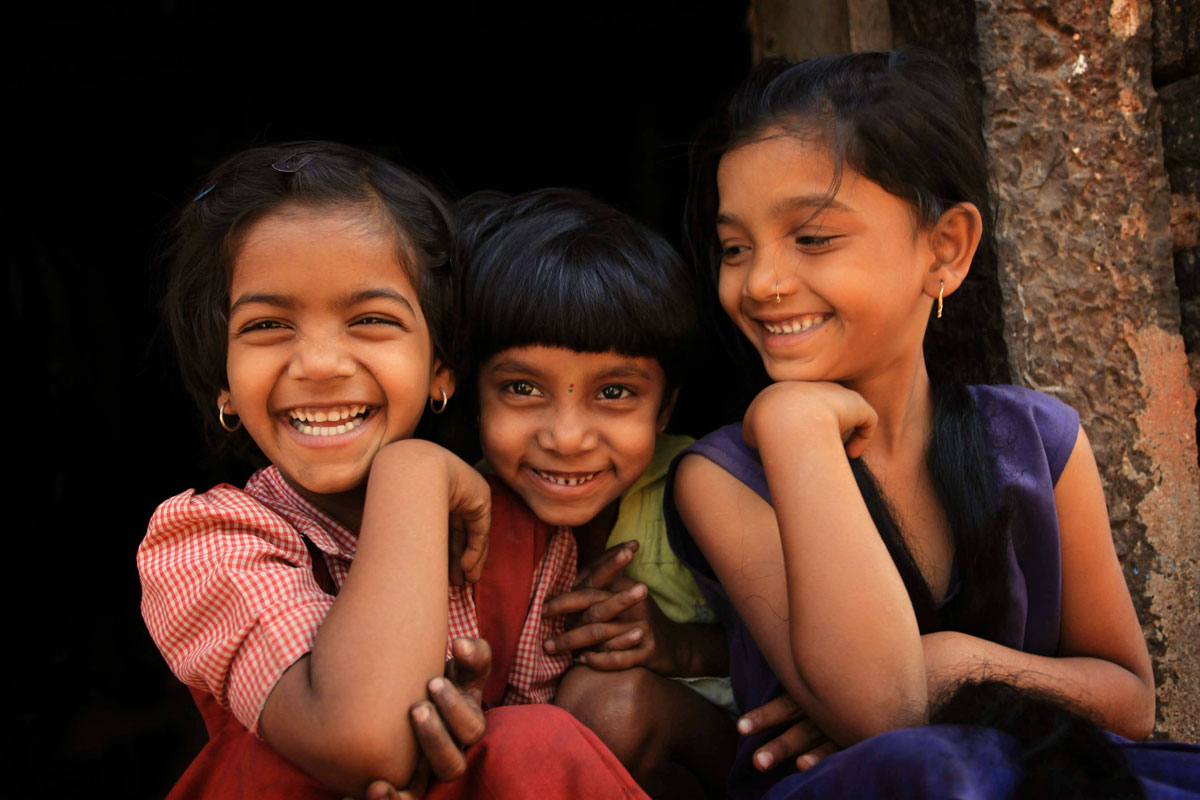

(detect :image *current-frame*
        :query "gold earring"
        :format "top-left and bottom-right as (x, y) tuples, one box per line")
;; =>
(937, 280), (944, 319)
(429, 388), (449, 415)
(219, 401), (242, 432)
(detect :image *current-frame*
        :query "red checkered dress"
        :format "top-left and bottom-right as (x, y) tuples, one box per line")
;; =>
(139, 466), (576, 732)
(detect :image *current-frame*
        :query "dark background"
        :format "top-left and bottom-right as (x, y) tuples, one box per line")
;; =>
(12, 3), (751, 796)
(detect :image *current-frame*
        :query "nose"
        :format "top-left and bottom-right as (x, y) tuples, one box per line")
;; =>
(743, 244), (794, 303)
(534, 402), (598, 455)
(287, 334), (357, 381)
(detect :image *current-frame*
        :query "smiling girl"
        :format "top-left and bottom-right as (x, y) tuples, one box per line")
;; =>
(668, 51), (1199, 798)
(139, 143), (646, 800)
(453, 188), (737, 798)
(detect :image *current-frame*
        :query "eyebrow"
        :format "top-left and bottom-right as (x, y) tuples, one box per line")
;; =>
(716, 193), (854, 226)
(229, 287), (415, 315)
(486, 360), (654, 382)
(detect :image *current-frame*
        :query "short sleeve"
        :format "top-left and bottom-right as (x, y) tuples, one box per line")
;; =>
(138, 486), (335, 732)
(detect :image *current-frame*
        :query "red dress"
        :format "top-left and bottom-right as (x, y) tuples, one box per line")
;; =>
(163, 477), (647, 800)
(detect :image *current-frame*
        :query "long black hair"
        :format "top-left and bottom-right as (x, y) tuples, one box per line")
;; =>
(686, 49), (1012, 640)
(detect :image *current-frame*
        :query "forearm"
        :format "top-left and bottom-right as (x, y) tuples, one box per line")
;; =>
(261, 441), (453, 794)
(922, 631), (1156, 740)
(759, 426), (925, 741)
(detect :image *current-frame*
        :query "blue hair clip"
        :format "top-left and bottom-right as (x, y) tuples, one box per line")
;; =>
(193, 184), (216, 201)
(272, 153), (315, 173)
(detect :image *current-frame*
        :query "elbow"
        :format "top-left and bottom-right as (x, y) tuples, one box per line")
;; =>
(794, 644), (926, 744)
(292, 718), (422, 796)
(1116, 683), (1157, 742)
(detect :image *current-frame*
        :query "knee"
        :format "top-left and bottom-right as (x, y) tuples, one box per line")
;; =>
(555, 665), (660, 759)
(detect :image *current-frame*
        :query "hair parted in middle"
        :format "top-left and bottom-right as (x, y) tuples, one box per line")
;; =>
(452, 188), (702, 389)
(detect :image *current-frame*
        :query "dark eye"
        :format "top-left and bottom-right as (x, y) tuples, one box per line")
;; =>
(353, 316), (405, 328)
(720, 244), (747, 261)
(597, 384), (633, 401)
(238, 319), (287, 334)
(796, 235), (835, 248)
(504, 381), (544, 398)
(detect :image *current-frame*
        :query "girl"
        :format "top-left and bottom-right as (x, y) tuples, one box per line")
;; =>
(452, 188), (737, 798)
(667, 50), (1200, 798)
(139, 142), (647, 800)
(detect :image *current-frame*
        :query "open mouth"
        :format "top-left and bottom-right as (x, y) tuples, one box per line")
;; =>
(532, 469), (602, 487)
(761, 313), (831, 335)
(287, 404), (374, 437)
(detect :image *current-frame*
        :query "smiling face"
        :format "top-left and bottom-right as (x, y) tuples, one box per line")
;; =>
(221, 205), (451, 505)
(715, 132), (938, 388)
(478, 346), (672, 529)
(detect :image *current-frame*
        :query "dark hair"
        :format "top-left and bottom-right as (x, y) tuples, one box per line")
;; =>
(686, 49), (1012, 640)
(931, 681), (1144, 799)
(453, 188), (701, 389)
(163, 141), (453, 461)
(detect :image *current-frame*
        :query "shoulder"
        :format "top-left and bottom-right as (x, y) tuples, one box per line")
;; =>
(968, 385), (1080, 483)
(672, 423), (771, 506)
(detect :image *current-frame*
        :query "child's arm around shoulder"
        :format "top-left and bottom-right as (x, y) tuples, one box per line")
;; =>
(674, 381), (926, 746)
(922, 426), (1155, 739)
(258, 439), (491, 795)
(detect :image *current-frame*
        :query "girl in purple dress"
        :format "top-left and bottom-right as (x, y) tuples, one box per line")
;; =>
(666, 49), (1199, 798)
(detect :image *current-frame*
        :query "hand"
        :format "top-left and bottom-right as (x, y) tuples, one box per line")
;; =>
(736, 693), (840, 773)
(742, 381), (877, 460)
(542, 542), (682, 674)
(445, 459), (491, 586)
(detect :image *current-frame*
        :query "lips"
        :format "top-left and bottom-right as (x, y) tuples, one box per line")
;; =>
(532, 468), (602, 487)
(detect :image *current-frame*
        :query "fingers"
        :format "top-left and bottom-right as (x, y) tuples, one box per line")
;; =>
(750, 719), (827, 773)
(543, 581), (647, 622)
(543, 621), (640, 655)
(572, 540), (638, 590)
(359, 757), (430, 800)
(449, 465), (491, 585)
(796, 740), (839, 772)
(457, 518), (490, 585)
(428, 675), (486, 748)
(736, 693), (804, 736)
(446, 637), (491, 703)
(411, 698), (469, 782)
(575, 638), (651, 671)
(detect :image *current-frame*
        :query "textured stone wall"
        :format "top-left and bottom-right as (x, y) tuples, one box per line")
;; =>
(974, 0), (1199, 741)
(748, 0), (1200, 741)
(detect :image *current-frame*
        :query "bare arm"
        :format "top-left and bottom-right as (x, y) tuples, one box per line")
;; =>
(922, 427), (1155, 739)
(258, 439), (491, 795)
(674, 382), (925, 746)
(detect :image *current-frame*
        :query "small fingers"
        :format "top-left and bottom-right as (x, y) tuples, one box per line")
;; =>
(736, 693), (804, 735)
(410, 701), (468, 782)
(447, 637), (492, 702)
(577, 640), (649, 671)
(577, 583), (648, 624)
(542, 587), (613, 619)
(573, 541), (638, 590)
(797, 740), (840, 771)
(750, 720), (824, 773)
(543, 621), (637, 654)
(428, 675), (486, 748)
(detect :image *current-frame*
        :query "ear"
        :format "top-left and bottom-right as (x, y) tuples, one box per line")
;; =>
(217, 389), (237, 417)
(429, 358), (456, 402)
(925, 202), (983, 300)
(656, 388), (679, 433)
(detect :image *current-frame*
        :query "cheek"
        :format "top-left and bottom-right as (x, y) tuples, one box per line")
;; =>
(717, 272), (744, 321)
(478, 406), (524, 468)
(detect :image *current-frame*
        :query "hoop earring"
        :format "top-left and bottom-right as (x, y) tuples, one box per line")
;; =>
(219, 401), (242, 432)
(937, 280), (945, 319)
(429, 388), (449, 415)
(775, 283), (782, 304)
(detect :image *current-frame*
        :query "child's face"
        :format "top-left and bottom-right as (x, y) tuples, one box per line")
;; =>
(478, 346), (672, 528)
(220, 206), (451, 497)
(715, 132), (936, 386)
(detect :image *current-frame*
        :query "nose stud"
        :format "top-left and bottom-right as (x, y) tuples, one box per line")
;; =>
(775, 283), (781, 304)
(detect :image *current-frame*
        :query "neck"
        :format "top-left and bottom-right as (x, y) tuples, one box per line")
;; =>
(845, 350), (935, 461)
(574, 499), (621, 565)
(289, 479), (368, 534)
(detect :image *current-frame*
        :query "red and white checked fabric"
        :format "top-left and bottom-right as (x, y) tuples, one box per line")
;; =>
(139, 466), (577, 731)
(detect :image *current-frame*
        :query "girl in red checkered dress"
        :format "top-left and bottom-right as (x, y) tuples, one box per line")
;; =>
(139, 142), (647, 800)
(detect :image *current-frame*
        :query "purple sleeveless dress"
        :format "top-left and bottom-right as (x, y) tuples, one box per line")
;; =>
(665, 385), (1199, 798)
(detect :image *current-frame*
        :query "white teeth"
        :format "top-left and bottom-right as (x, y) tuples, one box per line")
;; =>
(535, 470), (599, 487)
(290, 414), (367, 436)
(763, 315), (830, 334)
